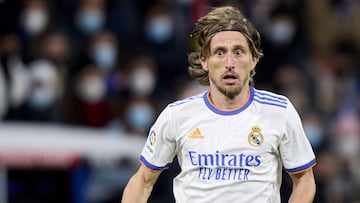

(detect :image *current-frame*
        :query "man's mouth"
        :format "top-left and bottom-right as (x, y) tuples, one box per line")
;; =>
(223, 73), (238, 84)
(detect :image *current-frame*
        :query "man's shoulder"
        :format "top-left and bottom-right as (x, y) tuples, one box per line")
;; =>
(252, 87), (289, 109)
(253, 88), (287, 98)
(167, 91), (206, 108)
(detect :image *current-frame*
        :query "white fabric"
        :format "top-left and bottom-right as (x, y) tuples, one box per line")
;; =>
(141, 86), (315, 203)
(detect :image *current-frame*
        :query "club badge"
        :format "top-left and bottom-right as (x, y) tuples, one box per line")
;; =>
(248, 125), (264, 147)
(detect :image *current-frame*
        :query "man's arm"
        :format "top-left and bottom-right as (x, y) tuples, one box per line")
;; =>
(121, 163), (162, 203)
(288, 168), (316, 203)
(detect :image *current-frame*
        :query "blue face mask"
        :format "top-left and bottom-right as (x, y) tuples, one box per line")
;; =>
(304, 124), (324, 149)
(76, 10), (104, 35)
(126, 103), (155, 131)
(91, 43), (117, 71)
(28, 88), (55, 110)
(145, 16), (173, 44)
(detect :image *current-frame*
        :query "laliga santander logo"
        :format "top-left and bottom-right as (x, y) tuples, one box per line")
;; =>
(148, 129), (157, 146)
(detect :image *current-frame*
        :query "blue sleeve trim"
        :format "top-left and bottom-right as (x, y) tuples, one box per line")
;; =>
(140, 155), (171, 171)
(286, 158), (316, 173)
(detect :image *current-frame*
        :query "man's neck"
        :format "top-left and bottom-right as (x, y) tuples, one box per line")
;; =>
(208, 86), (250, 110)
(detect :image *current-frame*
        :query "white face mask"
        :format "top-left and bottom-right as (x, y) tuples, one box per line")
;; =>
(336, 135), (359, 158)
(334, 113), (360, 157)
(27, 60), (58, 109)
(267, 19), (295, 45)
(77, 75), (106, 103)
(21, 9), (48, 36)
(129, 67), (156, 96)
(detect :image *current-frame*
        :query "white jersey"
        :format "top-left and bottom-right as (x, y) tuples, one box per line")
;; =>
(140, 86), (316, 203)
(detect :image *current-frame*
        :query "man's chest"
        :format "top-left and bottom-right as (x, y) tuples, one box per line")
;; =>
(176, 114), (283, 165)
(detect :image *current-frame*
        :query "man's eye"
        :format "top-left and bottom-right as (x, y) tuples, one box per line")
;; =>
(216, 50), (224, 56)
(235, 49), (243, 56)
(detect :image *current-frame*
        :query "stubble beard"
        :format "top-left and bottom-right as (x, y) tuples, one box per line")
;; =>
(210, 76), (248, 100)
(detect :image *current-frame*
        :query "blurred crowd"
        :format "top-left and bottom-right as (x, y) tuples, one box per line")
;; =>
(0, 0), (360, 203)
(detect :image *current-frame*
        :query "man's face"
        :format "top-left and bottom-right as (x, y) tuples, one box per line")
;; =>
(200, 31), (258, 99)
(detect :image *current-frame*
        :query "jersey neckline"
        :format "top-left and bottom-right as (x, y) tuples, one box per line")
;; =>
(203, 86), (254, 115)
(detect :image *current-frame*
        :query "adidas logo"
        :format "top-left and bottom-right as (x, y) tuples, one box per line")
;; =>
(188, 128), (204, 139)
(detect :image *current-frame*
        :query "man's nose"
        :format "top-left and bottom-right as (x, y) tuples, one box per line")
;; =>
(225, 54), (235, 70)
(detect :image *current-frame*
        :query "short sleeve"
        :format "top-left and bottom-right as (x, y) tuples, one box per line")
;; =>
(140, 106), (177, 171)
(279, 101), (316, 174)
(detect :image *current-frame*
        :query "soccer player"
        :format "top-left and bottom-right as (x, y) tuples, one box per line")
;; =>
(122, 6), (316, 203)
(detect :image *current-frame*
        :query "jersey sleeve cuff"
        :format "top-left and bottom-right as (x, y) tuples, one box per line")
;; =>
(140, 155), (171, 171)
(285, 158), (316, 174)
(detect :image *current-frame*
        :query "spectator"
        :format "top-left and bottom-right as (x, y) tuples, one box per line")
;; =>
(0, 33), (31, 120)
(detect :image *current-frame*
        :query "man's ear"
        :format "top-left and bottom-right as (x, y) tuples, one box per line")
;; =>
(200, 56), (208, 71)
(251, 56), (259, 70)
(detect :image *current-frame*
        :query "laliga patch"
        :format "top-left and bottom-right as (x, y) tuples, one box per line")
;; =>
(145, 129), (157, 155)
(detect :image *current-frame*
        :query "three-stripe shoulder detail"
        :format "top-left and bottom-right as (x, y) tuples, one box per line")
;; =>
(168, 92), (205, 107)
(253, 90), (288, 108)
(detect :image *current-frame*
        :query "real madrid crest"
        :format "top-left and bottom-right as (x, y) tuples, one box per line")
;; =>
(248, 125), (264, 147)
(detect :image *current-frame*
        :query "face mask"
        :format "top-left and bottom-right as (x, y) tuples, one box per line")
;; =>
(334, 113), (360, 157)
(91, 43), (117, 71)
(21, 9), (48, 36)
(267, 19), (295, 45)
(336, 136), (359, 158)
(145, 16), (173, 44)
(28, 87), (55, 109)
(27, 60), (58, 110)
(76, 10), (104, 35)
(129, 67), (156, 96)
(77, 76), (106, 103)
(304, 123), (324, 149)
(30, 60), (57, 82)
(126, 103), (155, 131)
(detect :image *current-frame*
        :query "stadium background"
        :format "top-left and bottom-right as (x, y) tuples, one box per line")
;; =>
(0, 0), (359, 202)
